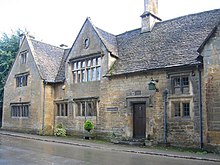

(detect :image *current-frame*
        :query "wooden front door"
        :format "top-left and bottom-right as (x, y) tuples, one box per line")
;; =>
(133, 103), (146, 138)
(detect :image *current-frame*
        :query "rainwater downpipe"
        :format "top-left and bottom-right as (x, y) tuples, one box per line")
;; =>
(42, 80), (47, 135)
(198, 63), (203, 149)
(163, 89), (169, 144)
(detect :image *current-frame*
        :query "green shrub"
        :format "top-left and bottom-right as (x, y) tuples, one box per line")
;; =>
(84, 120), (94, 132)
(54, 123), (66, 137)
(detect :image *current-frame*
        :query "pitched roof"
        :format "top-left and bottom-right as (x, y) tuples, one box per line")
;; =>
(83, 18), (119, 57)
(27, 9), (220, 82)
(28, 38), (65, 82)
(55, 48), (70, 82)
(104, 9), (220, 76)
(95, 27), (118, 57)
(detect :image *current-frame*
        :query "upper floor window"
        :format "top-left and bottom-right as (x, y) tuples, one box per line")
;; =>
(84, 38), (90, 49)
(56, 102), (68, 117)
(11, 103), (29, 118)
(15, 73), (28, 87)
(171, 75), (189, 94)
(20, 51), (28, 64)
(72, 56), (101, 83)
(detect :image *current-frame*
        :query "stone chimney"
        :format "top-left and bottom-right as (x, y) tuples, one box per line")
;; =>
(141, 0), (161, 33)
(19, 32), (35, 47)
(19, 33), (25, 47)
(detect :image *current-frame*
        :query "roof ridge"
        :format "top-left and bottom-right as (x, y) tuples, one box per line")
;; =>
(116, 28), (140, 37)
(26, 36), (44, 80)
(29, 38), (65, 50)
(159, 8), (220, 24)
(110, 8), (220, 76)
(91, 20), (118, 57)
(95, 26), (116, 37)
(115, 8), (220, 37)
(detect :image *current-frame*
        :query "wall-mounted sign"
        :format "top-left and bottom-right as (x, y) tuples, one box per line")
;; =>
(106, 107), (118, 112)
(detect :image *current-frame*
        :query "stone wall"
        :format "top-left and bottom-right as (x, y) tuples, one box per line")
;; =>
(99, 71), (166, 142)
(2, 39), (43, 134)
(54, 83), (97, 136)
(167, 68), (201, 147)
(202, 25), (220, 145)
(56, 18), (116, 136)
(43, 84), (55, 135)
(97, 68), (202, 146)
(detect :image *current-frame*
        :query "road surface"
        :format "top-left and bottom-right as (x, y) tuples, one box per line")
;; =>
(0, 134), (218, 165)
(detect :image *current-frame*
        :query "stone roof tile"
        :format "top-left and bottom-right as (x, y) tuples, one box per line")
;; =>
(30, 39), (65, 82)
(55, 48), (70, 82)
(29, 9), (220, 81)
(107, 9), (220, 75)
(95, 27), (118, 57)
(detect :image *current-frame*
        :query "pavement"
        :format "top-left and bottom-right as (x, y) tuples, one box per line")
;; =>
(0, 130), (220, 163)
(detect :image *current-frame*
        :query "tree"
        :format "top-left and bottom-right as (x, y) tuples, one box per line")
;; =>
(0, 31), (20, 101)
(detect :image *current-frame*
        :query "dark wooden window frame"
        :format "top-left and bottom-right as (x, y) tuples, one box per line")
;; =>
(56, 102), (68, 117)
(171, 75), (190, 94)
(11, 103), (29, 118)
(75, 100), (97, 117)
(15, 72), (29, 88)
(172, 101), (190, 118)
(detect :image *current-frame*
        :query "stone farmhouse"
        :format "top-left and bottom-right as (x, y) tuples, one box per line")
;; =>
(2, 0), (220, 149)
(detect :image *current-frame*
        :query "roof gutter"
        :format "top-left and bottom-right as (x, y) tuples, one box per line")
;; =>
(104, 63), (199, 78)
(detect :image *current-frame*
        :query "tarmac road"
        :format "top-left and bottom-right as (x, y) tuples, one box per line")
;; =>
(0, 133), (219, 165)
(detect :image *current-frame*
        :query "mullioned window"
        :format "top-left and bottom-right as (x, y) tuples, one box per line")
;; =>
(72, 56), (101, 83)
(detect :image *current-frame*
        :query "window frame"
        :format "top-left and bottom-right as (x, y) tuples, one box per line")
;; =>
(15, 72), (29, 88)
(71, 56), (101, 84)
(183, 102), (190, 117)
(171, 75), (190, 94)
(56, 102), (68, 117)
(172, 101), (191, 118)
(75, 100), (97, 117)
(11, 103), (29, 118)
(20, 50), (28, 64)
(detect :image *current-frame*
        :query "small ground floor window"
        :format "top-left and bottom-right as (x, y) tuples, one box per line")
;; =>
(11, 103), (29, 118)
(172, 101), (190, 118)
(56, 102), (68, 117)
(75, 100), (97, 117)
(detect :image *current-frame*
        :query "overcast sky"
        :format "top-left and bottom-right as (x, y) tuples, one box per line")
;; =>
(1, 0), (220, 47)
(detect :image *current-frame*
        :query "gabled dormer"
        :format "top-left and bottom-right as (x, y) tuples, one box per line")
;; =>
(5, 34), (65, 90)
(66, 18), (118, 85)
(4, 35), (32, 90)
